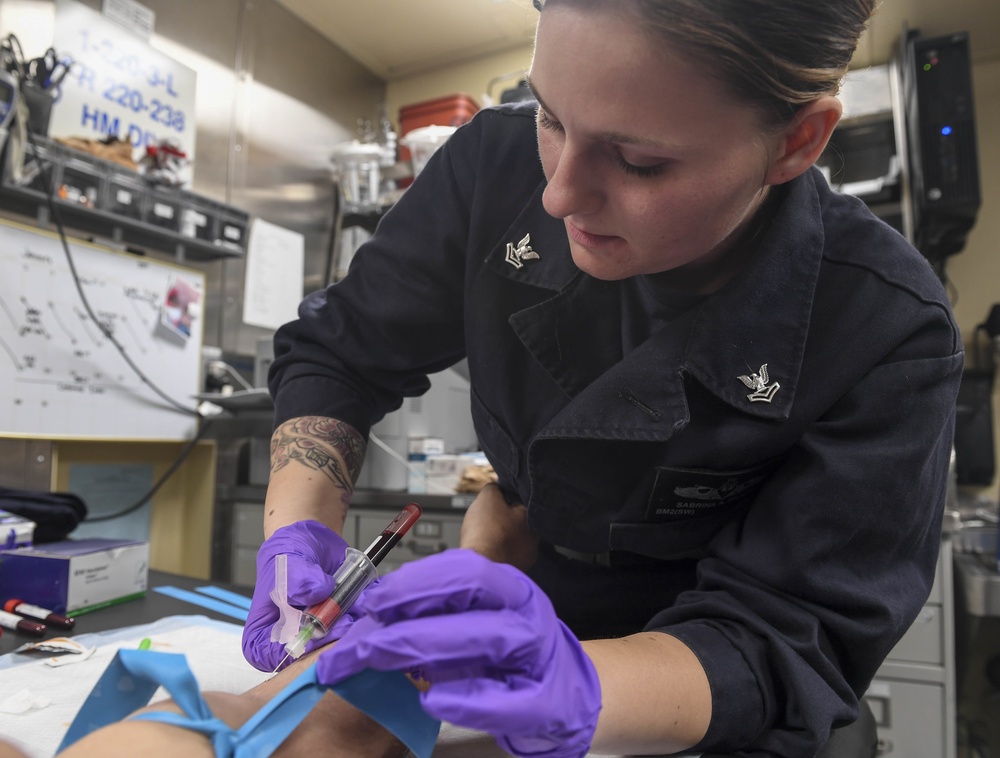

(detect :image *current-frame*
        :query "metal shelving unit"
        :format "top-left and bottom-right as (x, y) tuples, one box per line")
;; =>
(0, 136), (250, 263)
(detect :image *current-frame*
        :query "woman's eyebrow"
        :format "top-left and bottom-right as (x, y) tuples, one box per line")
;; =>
(525, 74), (686, 152)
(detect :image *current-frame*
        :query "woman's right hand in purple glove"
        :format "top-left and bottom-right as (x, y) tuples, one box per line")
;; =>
(241, 520), (357, 671)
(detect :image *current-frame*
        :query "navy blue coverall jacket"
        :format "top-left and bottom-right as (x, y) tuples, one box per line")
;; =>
(270, 102), (964, 756)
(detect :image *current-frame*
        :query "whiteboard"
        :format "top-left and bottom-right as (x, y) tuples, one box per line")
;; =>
(0, 220), (203, 440)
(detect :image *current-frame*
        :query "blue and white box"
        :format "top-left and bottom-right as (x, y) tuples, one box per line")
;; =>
(0, 538), (149, 614)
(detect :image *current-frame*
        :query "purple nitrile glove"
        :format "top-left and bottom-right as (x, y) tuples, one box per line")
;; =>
(242, 520), (366, 672)
(316, 549), (602, 758)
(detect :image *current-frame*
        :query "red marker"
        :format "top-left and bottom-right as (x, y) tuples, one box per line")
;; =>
(4, 599), (76, 629)
(0, 609), (46, 636)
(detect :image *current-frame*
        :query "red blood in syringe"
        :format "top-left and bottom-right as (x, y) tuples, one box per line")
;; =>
(302, 503), (423, 636)
(0, 608), (46, 636)
(4, 599), (76, 629)
(365, 503), (423, 566)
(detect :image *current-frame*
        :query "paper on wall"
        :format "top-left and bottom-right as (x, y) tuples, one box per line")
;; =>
(242, 218), (305, 331)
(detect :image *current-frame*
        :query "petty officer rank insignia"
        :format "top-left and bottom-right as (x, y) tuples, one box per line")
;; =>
(643, 464), (773, 522)
(737, 363), (780, 403)
(505, 233), (540, 269)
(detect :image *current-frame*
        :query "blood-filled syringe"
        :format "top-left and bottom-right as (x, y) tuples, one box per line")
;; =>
(276, 502), (422, 668)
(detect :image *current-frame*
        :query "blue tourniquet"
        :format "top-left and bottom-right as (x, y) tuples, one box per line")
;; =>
(57, 648), (440, 758)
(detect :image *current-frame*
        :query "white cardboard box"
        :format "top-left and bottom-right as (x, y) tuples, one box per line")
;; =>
(425, 455), (467, 493)
(407, 437), (445, 494)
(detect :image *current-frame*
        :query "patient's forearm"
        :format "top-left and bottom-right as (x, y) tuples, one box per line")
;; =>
(0, 740), (30, 758)
(242, 648), (408, 757)
(57, 647), (407, 758)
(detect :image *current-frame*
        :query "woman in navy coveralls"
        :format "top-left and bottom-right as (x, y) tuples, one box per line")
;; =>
(244, 1), (965, 756)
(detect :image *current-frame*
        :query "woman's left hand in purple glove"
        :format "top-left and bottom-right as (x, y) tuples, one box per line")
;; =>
(315, 549), (602, 758)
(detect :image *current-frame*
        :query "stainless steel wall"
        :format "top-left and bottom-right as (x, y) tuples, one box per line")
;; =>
(0, 0), (386, 358)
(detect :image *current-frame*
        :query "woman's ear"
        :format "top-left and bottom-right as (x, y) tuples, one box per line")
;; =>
(765, 96), (843, 185)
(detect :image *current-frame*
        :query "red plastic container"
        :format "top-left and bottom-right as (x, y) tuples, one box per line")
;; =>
(400, 93), (479, 135)
(398, 94), (479, 185)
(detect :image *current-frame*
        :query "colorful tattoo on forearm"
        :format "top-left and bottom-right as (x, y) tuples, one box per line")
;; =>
(270, 417), (367, 489)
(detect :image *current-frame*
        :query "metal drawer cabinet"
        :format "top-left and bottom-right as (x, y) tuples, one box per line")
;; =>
(353, 507), (464, 574)
(864, 539), (955, 758)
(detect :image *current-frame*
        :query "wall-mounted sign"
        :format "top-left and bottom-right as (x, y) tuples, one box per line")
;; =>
(49, 0), (196, 163)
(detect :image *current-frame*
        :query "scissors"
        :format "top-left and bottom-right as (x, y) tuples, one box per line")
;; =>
(27, 47), (72, 91)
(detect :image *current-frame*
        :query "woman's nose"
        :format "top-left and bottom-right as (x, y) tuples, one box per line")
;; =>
(541, 143), (603, 219)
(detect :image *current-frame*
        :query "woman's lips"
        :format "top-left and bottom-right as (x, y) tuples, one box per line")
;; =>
(567, 222), (621, 248)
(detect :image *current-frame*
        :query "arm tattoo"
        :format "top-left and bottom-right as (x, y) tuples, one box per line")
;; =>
(271, 417), (367, 490)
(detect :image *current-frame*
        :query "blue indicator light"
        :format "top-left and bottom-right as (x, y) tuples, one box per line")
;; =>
(941, 126), (953, 136)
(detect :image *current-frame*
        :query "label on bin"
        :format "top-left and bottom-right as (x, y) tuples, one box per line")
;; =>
(223, 225), (241, 241)
(116, 190), (133, 206)
(153, 202), (175, 219)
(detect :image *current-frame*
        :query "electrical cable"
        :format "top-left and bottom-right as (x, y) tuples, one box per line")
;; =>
(367, 432), (462, 495)
(86, 425), (460, 523)
(1, 35), (29, 183)
(322, 174), (341, 287)
(84, 417), (215, 522)
(0, 33), (26, 81)
(208, 359), (255, 391)
(484, 68), (529, 106)
(26, 127), (202, 416)
(3, 34), (201, 417)
(3, 33), (209, 524)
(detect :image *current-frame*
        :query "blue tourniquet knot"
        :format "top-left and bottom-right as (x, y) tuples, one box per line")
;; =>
(57, 648), (439, 758)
